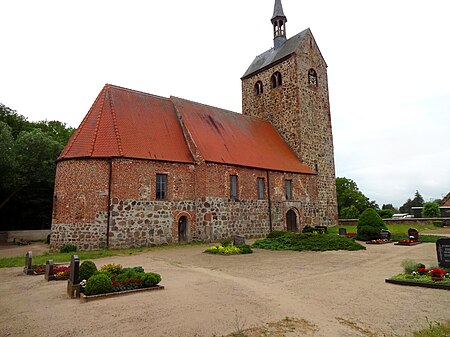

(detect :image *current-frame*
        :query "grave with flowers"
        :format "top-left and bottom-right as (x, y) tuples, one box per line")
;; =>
(395, 228), (422, 246)
(44, 259), (71, 281)
(23, 251), (46, 276)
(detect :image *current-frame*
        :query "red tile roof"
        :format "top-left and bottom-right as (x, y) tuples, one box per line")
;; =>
(60, 84), (315, 174)
(59, 85), (194, 163)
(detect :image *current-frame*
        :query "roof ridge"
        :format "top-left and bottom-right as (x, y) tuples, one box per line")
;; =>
(89, 85), (108, 156)
(106, 86), (124, 156)
(107, 83), (171, 101)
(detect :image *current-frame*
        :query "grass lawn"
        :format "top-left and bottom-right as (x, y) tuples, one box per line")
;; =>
(413, 321), (450, 337)
(0, 242), (208, 268)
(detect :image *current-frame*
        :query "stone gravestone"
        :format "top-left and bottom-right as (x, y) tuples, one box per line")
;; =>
(408, 228), (419, 241)
(338, 228), (347, 236)
(67, 255), (80, 298)
(234, 235), (246, 247)
(24, 251), (34, 275)
(436, 238), (450, 268)
(380, 229), (391, 241)
(45, 260), (54, 281)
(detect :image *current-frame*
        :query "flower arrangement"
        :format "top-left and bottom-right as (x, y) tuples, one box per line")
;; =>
(417, 267), (428, 275)
(33, 265), (45, 274)
(53, 265), (70, 280)
(205, 243), (253, 255)
(428, 268), (446, 278)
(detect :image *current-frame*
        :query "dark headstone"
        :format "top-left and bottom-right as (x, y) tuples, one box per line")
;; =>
(408, 228), (419, 241)
(24, 251), (34, 275)
(338, 228), (347, 236)
(436, 238), (450, 268)
(69, 255), (80, 285)
(234, 235), (246, 247)
(46, 234), (51, 244)
(314, 226), (328, 234)
(380, 229), (391, 241)
(45, 260), (54, 281)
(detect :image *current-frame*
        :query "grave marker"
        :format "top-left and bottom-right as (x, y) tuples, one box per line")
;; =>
(436, 238), (450, 268)
(24, 251), (34, 275)
(67, 255), (80, 299)
(338, 228), (347, 236)
(408, 228), (419, 241)
(234, 235), (246, 247)
(45, 260), (54, 281)
(380, 229), (391, 241)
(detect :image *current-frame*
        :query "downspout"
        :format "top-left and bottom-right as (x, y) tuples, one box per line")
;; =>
(106, 158), (113, 248)
(266, 170), (273, 232)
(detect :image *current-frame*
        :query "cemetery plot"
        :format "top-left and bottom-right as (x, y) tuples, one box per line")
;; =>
(23, 251), (46, 275)
(366, 230), (392, 244)
(45, 259), (70, 281)
(395, 228), (422, 246)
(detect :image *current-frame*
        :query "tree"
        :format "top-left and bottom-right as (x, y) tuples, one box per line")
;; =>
(336, 177), (377, 218)
(382, 204), (397, 211)
(378, 209), (394, 219)
(340, 205), (360, 219)
(399, 190), (424, 214)
(421, 202), (440, 218)
(357, 208), (386, 241)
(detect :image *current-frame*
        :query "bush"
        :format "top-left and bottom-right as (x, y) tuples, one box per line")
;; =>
(79, 261), (97, 281)
(302, 226), (314, 233)
(140, 272), (161, 287)
(422, 202), (441, 218)
(100, 263), (122, 275)
(267, 231), (286, 239)
(85, 273), (113, 295)
(357, 208), (386, 240)
(220, 237), (233, 247)
(121, 266), (144, 274)
(59, 244), (77, 253)
(401, 259), (421, 274)
(116, 269), (142, 282)
(377, 209), (394, 219)
(239, 245), (253, 254)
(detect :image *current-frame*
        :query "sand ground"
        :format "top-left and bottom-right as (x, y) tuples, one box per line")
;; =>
(0, 241), (449, 337)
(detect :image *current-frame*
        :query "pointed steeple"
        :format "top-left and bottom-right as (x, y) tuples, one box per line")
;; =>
(271, 0), (287, 49)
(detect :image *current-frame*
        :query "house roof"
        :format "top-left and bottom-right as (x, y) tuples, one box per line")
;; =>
(442, 192), (450, 207)
(242, 29), (309, 78)
(60, 84), (315, 174)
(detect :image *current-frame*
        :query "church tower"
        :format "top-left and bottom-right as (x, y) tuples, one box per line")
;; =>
(241, 0), (338, 226)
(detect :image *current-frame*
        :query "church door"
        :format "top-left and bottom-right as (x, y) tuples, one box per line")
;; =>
(178, 216), (188, 242)
(286, 210), (298, 232)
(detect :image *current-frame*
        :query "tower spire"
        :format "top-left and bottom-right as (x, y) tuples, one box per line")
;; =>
(271, 0), (287, 49)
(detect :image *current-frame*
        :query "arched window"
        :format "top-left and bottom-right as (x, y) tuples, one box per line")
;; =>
(308, 68), (318, 87)
(271, 71), (282, 89)
(254, 81), (263, 96)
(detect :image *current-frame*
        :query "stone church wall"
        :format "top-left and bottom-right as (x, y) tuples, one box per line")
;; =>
(51, 159), (320, 250)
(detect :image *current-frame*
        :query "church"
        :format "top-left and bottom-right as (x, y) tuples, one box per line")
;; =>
(50, 0), (338, 250)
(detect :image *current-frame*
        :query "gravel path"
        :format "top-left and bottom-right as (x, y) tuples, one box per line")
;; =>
(0, 242), (449, 337)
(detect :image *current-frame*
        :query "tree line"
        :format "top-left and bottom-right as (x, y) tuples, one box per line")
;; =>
(0, 103), (74, 230)
(336, 177), (442, 219)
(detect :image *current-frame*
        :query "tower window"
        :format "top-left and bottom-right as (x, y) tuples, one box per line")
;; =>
(254, 81), (263, 96)
(271, 71), (282, 89)
(257, 177), (265, 200)
(308, 69), (318, 87)
(285, 179), (293, 200)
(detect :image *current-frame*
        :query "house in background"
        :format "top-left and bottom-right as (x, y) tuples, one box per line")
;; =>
(50, 0), (338, 250)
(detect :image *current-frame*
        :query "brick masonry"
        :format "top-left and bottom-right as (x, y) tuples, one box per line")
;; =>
(51, 159), (320, 250)
(242, 30), (338, 226)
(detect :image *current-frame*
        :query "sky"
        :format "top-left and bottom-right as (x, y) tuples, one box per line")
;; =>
(1, 0), (449, 208)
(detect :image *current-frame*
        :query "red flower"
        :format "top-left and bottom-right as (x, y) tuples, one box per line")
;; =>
(417, 267), (428, 275)
(429, 268), (446, 277)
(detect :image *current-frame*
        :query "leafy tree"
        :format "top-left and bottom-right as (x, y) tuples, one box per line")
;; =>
(382, 204), (397, 211)
(340, 205), (360, 219)
(336, 177), (378, 218)
(421, 202), (441, 218)
(377, 209), (394, 219)
(0, 104), (30, 137)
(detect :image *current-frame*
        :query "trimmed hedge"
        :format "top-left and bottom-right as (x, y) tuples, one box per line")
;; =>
(79, 261), (97, 281)
(357, 208), (386, 240)
(85, 273), (113, 295)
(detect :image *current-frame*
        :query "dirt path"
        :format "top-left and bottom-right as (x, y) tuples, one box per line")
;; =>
(0, 242), (449, 337)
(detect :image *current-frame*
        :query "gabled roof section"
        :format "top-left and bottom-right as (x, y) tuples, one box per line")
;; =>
(242, 29), (309, 78)
(442, 192), (450, 207)
(59, 84), (194, 163)
(172, 97), (315, 174)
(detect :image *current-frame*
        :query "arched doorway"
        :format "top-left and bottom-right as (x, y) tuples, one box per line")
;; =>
(178, 216), (188, 242)
(286, 209), (298, 232)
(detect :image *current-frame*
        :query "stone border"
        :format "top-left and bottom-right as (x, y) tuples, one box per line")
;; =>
(394, 242), (422, 246)
(80, 285), (165, 303)
(365, 240), (393, 245)
(385, 279), (450, 290)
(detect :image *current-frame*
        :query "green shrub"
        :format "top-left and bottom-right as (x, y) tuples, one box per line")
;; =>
(340, 205), (360, 219)
(267, 231), (286, 239)
(356, 208), (386, 240)
(59, 244), (77, 253)
(121, 266), (144, 274)
(377, 209), (394, 219)
(422, 202), (441, 218)
(100, 263), (122, 275)
(140, 272), (161, 287)
(238, 245), (253, 254)
(79, 261), (97, 281)
(220, 237), (233, 247)
(116, 269), (142, 282)
(401, 259), (421, 274)
(302, 226), (314, 233)
(85, 273), (113, 295)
